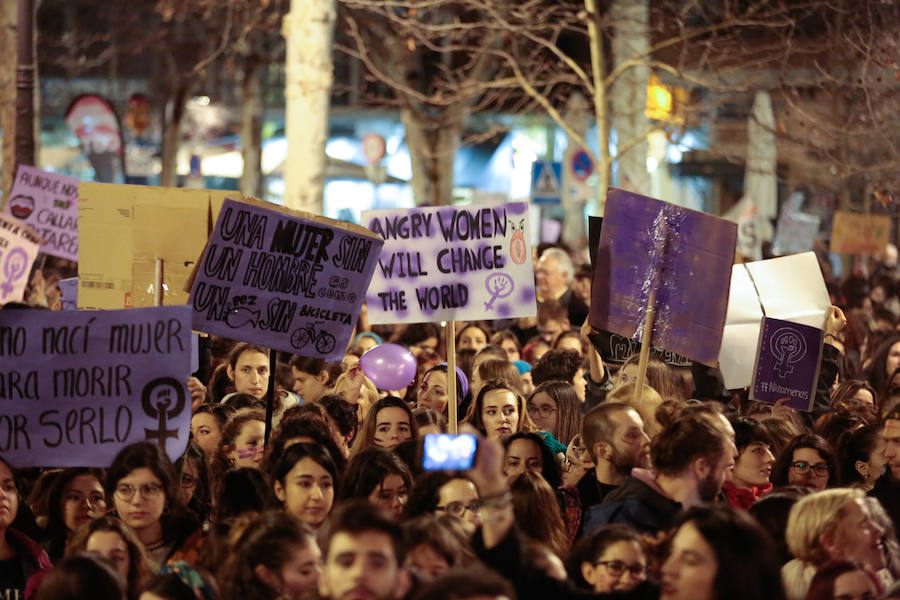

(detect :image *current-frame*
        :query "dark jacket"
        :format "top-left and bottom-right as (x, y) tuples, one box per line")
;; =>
(4, 528), (53, 599)
(581, 468), (682, 536)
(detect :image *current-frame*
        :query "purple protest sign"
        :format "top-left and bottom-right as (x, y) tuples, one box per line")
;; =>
(188, 198), (383, 359)
(0, 212), (42, 305)
(58, 277), (78, 310)
(7, 165), (79, 261)
(751, 317), (822, 411)
(0, 305), (192, 466)
(363, 202), (536, 324)
(590, 188), (736, 366)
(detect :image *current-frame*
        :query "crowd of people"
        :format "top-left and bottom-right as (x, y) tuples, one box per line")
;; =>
(5, 243), (900, 600)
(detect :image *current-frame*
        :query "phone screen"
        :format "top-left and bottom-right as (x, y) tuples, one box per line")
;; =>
(422, 433), (477, 471)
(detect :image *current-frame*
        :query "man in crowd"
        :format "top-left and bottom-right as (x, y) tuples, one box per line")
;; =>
(535, 247), (588, 326)
(581, 416), (736, 536)
(320, 500), (411, 600)
(578, 402), (652, 518)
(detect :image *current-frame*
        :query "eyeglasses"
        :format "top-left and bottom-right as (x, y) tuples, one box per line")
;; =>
(790, 461), (831, 477)
(114, 482), (164, 501)
(435, 501), (480, 516)
(593, 560), (646, 578)
(527, 403), (557, 419)
(180, 473), (198, 488)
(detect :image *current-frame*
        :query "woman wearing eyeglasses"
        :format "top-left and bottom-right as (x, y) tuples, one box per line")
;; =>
(106, 442), (199, 571)
(405, 471), (481, 535)
(772, 434), (839, 492)
(40, 467), (107, 562)
(567, 524), (646, 593)
(527, 381), (582, 447)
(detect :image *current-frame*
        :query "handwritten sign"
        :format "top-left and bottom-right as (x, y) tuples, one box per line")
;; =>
(0, 306), (192, 466)
(718, 252), (830, 390)
(590, 329), (692, 367)
(188, 198), (382, 359)
(59, 277), (78, 310)
(0, 212), (42, 305)
(831, 211), (891, 255)
(751, 317), (822, 411)
(363, 202), (536, 324)
(8, 166), (79, 261)
(590, 189), (736, 366)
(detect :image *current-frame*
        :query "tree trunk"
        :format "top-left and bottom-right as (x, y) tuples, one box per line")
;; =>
(610, 0), (650, 196)
(240, 55), (263, 198)
(0, 0), (17, 207)
(159, 85), (189, 187)
(282, 0), (335, 213)
(402, 106), (461, 206)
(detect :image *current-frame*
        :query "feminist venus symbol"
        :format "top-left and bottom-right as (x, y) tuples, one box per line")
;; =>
(484, 273), (514, 310)
(1, 247), (28, 299)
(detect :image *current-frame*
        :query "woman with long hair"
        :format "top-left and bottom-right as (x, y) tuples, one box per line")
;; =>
(68, 515), (152, 600)
(527, 381), (582, 446)
(105, 442), (199, 570)
(40, 467), (106, 561)
(219, 511), (321, 600)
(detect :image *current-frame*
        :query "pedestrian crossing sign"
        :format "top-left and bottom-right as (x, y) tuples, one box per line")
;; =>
(531, 161), (562, 204)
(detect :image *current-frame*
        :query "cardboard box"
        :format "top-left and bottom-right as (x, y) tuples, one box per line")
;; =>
(78, 182), (234, 309)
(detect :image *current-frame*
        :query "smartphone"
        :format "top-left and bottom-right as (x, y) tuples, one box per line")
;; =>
(422, 433), (478, 471)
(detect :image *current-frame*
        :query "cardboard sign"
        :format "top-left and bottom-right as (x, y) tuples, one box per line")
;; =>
(751, 317), (822, 411)
(831, 211), (891, 255)
(591, 329), (692, 367)
(590, 188), (737, 366)
(78, 183), (232, 309)
(363, 202), (537, 325)
(0, 306), (192, 466)
(59, 277), (78, 310)
(0, 212), (42, 305)
(772, 210), (820, 256)
(7, 166), (79, 261)
(718, 252), (830, 390)
(189, 197), (382, 359)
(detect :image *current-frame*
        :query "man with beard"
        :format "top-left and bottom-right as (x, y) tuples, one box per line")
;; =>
(870, 405), (900, 529)
(578, 403), (651, 517)
(320, 500), (411, 600)
(581, 416), (736, 536)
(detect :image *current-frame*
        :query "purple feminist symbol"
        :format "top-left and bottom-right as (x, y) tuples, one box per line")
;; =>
(484, 273), (514, 310)
(1, 247), (28, 299)
(770, 327), (807, 378)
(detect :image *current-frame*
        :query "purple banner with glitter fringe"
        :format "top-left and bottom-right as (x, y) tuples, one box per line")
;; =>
(589, 189), (737, 366)
(751, 317), (822, 411)
(363, 202), (537, 325)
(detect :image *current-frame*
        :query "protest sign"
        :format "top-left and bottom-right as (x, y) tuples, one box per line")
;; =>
(7, 166), (79, 261)
(590, 329), (692, 367)
(831, 211), (891, 255)
(362, 202), (536, 325)
(78, 183), (231, 309)
(751, 317), (822, 411)
(189, 197), (382, 359)
(590, 188), (736, 366)
(772, 207), (820, 256)
(718, 252), (830, 391)
(0, 212), (42, 305)
(59, 277), (78, 310)
(0, 305), (192, 466)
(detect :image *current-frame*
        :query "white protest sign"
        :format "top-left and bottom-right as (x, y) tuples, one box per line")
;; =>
(718, 252), (830, 389)
(363, 202), (537, 324)
(0, 212), (42, 305)
(0, 305), (192, 466)
(7, 165), (79, 261)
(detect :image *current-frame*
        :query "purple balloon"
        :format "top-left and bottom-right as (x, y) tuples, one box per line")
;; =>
(359, 343), (417, 391)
